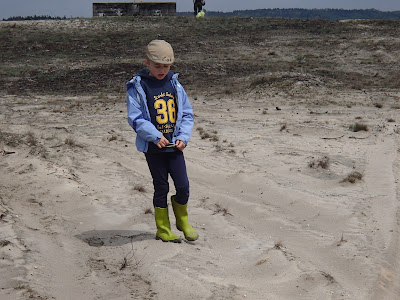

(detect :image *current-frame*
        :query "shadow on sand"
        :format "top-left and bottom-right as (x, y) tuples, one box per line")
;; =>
(75, 230), (154, 247)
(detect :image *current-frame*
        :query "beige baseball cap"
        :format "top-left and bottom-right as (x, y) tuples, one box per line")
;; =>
(145, 40), (174, 64)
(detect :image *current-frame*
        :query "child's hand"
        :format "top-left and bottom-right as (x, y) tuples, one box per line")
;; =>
(175, 140), (186, 151)
(156, 136), (169, 148)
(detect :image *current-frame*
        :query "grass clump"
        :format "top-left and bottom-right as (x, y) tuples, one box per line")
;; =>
(274, 241), (284, 250)
(200, 131), (210, 139)
(0, 130), (24, 147)
(197, 126), (219, 142)
(64, 137), (83, 148)
(108, 135), (117, 142)
(0, 240), (11, 247)
(26, 131), (38, 146)
(349, 123), (368, 132)
(0, 130), (49, 159)
(341, 171), (363, 183)
(212, 203), (232, 216)
(308, 156), (330, 169)
(250, 76), (269, 87)
(209, 135), (219, 142)
(29, 144), (48, 159)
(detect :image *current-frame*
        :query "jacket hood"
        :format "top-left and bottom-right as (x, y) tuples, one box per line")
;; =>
(138, 69), (174, 82)
(126, 71), (179, 91)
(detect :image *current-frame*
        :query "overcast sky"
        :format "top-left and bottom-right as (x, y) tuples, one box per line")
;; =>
(1, 0), (400, 19)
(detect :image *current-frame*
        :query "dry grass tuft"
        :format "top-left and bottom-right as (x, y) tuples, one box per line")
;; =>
(250, 76), (269, 87)
(214, 144), (224, 152)
(209, 135), (219, 142)
(0, 240), (11, 247)
(22, 287), (44, 299)
(321, 271), (336, 284)
(64, 137), (83, 148)
(26, 131), (38, 146)
(197, 127), (220, 142)
(341, 171), (363, 183)
(212, 203), (232, 216)
(120, 238), (144, 271)
(133, 185), (146, 193)
(14, 282), (27, 290)
(200, 131), (210, 139)
(308, 156), (330, 169)
(144, 208), (152, 214)
(0, 130), (24, 147)
(349, 123), (369, 132)
(337, 233), (347, 246)
(274, 241), (284, 250)
(199, 197), (209, 205)
(255, 258), (268, 266)
(108, 135), (117, 142)
(29, 144), (48, 159)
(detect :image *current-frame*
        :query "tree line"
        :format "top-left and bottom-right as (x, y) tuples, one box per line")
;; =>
(178, 8), (400, 20)
(3, 15), (67, 21)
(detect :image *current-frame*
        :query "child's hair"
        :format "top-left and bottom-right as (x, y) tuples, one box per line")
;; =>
(145, 40), (174, 65)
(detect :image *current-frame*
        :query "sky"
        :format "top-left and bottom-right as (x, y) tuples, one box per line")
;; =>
(1, 0), (400, 19)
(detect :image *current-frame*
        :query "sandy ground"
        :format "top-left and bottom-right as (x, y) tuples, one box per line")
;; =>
(1, 87), (400, 299)
(1, 18), (400, 300)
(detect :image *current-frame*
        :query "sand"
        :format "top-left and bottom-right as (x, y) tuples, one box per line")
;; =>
(1, 89), (400, 299)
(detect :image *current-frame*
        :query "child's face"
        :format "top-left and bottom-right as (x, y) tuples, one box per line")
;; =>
(145, 59), (171, 80)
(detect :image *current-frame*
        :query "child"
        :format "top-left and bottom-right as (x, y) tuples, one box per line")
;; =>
(193, 0), (205, 17)
(126, 40), (198, 243)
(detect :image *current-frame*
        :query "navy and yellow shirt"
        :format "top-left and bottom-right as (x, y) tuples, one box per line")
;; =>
(139, 70), (177, 153)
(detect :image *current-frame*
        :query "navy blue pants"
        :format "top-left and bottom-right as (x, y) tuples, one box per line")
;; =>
(194, 2), (202, 16)
(145, 151), (190, 208)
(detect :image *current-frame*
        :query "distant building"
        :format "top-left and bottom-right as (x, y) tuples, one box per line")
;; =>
(92, 2), (176, 17)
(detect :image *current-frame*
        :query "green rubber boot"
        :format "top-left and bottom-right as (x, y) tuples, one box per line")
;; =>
(171, 196), (199, 241)
(154, 207), (181, 243)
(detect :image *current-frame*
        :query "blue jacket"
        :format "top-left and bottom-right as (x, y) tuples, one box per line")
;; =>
(126, 73), (194, 153)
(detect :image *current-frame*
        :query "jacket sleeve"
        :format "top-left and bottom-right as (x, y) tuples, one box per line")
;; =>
(126, 82), (162, 143)
(175, 85), (194, 146)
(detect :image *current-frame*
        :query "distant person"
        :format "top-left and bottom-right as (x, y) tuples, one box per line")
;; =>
(194, 0), (205, 16)
(126, 40), (198, 243)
